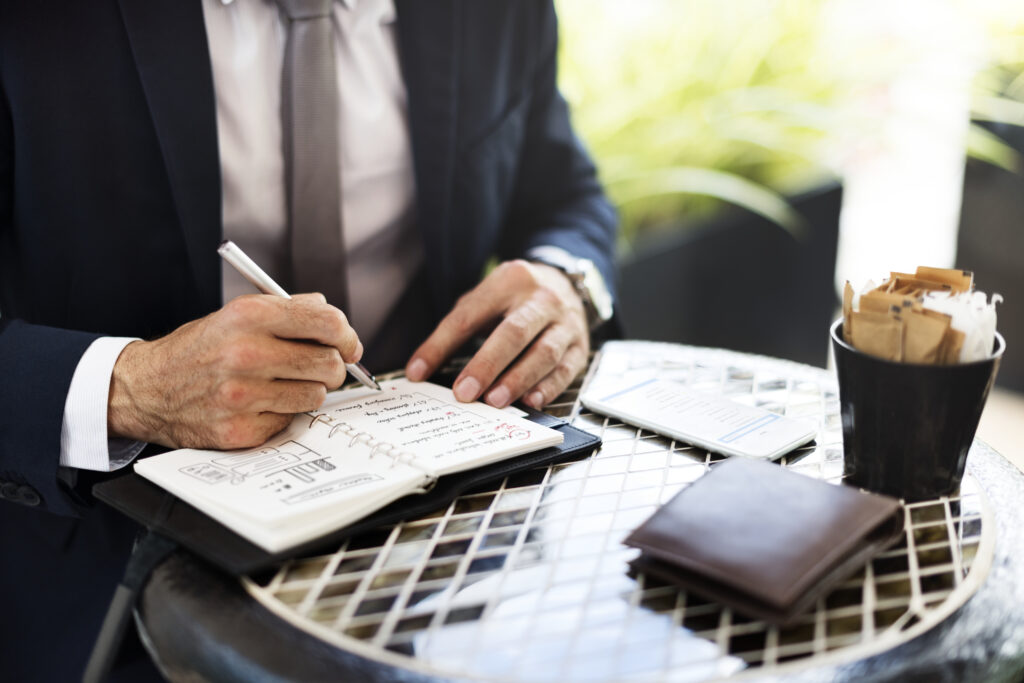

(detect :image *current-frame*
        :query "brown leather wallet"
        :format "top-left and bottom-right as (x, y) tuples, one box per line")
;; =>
(625, 457), (904, 625)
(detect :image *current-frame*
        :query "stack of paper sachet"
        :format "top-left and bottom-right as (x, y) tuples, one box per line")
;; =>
(842, 266), (1001, 364)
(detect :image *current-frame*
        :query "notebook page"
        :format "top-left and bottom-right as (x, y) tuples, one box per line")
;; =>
(133, 379), (562, 551)
(318, 379), (564, 476)
(133, 416), (426, 528)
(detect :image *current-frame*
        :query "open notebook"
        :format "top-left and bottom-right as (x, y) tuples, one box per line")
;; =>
(133, 379), (563, 553)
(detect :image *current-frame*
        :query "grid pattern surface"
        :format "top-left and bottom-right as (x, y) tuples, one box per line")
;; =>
(245, 342), (993, 681)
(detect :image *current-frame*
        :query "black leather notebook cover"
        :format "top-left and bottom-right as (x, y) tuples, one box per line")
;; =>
(94, 408), (599, 576)
(625, 457), (904, 625)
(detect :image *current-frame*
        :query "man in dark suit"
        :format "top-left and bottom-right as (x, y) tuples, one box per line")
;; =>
(0, 1), (617, 679)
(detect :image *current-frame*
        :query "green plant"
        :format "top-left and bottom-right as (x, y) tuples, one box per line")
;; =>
(556, 0), (1024, 251)
(557, 0), (840, 249)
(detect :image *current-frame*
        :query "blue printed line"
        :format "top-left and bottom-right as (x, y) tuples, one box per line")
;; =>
(600, 378), (658, 403)
(718, 414), (780, 443)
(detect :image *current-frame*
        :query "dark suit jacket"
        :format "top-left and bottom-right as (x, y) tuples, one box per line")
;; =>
(0, 0), (616, 679)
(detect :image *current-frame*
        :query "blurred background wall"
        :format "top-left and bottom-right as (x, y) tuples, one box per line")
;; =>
(555, 0), (1024, 392)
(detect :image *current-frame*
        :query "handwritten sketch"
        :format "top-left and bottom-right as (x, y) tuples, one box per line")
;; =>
(176, 387), (541, 492)
(281, 458), (336, 483)
(178, 463), (231, 485)
(133, 378), (564, 551)
(180, 441), (317, 485)
(281, 473), (384, 505)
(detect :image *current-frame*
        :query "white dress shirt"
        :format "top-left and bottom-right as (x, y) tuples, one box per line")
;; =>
(60, 0), (420, 471)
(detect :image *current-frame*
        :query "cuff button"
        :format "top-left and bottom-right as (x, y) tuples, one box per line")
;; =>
(16, 486), (41, 507)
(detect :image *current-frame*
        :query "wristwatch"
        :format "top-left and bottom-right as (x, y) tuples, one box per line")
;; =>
(527, 246), (614, 331)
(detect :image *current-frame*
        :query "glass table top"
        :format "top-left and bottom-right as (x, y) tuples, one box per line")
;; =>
(244, 341), (994, 681)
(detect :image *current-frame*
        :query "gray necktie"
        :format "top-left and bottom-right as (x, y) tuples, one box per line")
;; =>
(276, 0), (347, 309)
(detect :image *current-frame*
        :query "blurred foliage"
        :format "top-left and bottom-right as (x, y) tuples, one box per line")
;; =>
(556, 0), (839, 249)
(556, 0), (1024, 251)
(968, 8), (1024, 170)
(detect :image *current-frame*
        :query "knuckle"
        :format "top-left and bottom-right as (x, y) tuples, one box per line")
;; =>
(501, 314), (532, 346)
(216, 379), (249, 409)
(453, 290), (480, 316)
(293, 291), (326, 305)
(213, 417), (253, 450)
(223, 295), (267, 323)
(535, 285), (563, 310)
(555, 359), (577, 383)
(326, 349), (347, 384)
(222, 341), (259, 371)
(318, 306), (349, 340)
(502, 259), (534, 284)
(449, 309), (476, 339)
(469, 356), (502, 383)
(302, 383), (328, 411)
(537, 337), (562, 366)
(341, 328), (360, 360)
(264, 414), (292, 440)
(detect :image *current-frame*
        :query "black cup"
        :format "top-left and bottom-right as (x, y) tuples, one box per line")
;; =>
(830, 318), (1005, 502)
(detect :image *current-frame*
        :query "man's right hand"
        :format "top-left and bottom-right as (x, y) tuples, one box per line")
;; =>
(107, 293), (362, 450)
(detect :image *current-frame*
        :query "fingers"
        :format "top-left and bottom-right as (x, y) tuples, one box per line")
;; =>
(204, 378), (327, 449)
(405, 263), (525, 382)
(210, 412), (295, 451)
(521, 342), (588, 409)
(214, 377), (328, 415)
(406, 260), (590, 410)
(220, 337), (348, 388)
(478, 318), (574, 408)
(451, 293), (559, 402)
(222, 293), (362, 362)
(405, 292), (505, 383)
(110, 293), (360, 450)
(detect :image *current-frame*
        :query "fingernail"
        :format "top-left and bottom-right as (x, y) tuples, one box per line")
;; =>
(454, 376), (481, 402)
(353, 341), (364, 362)
(406, 358), (428, 381)
(486, 385), (511, 409)
(526, 391), (544, 409)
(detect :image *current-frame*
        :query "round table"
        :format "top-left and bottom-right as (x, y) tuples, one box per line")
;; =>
(136, 342), (1024, 682)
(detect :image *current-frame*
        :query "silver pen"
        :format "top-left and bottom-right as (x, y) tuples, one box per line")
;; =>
(218, 240), (382, 391)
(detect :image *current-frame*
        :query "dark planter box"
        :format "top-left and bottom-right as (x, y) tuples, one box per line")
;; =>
(616, 184), (842, 368)
(958, 132), (1023, 392)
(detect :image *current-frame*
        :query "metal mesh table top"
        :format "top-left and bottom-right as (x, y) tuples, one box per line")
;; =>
(244, 341), (993, 681)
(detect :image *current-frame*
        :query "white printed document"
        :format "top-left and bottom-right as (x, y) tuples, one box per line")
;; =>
(135, 379), (563, 552)
(581, 378), (815, 460)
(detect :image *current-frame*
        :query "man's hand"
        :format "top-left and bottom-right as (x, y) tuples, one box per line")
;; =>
(108, 293), (362, 450)
(405, 260), (589, 409)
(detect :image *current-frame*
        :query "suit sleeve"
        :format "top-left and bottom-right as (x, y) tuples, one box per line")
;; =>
(0, 66), (100, 517)
(497, 0), (619, 301)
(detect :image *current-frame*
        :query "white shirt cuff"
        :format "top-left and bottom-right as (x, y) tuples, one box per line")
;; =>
(59, 337), (146, 471)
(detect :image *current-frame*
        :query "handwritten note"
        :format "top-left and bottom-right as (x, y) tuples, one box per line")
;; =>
(133, 379), (563, 552)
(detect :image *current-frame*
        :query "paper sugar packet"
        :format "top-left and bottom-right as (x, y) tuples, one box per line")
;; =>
(842, 266), (1001, 364)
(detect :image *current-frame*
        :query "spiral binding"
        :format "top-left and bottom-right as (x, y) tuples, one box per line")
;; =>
(306, 411), (432, 483)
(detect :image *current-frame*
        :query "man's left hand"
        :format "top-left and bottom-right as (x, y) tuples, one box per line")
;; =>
(405, 260), (589, 409)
